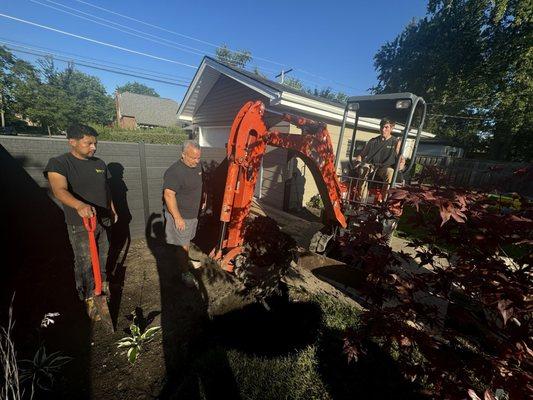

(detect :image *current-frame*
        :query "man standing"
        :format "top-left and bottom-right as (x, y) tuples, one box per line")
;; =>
(45, 124), (116, 319)
(162, 140), (203, 287)
(355, 118), (404, 199)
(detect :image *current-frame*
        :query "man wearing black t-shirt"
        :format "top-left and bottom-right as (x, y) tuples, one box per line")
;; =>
(44, 124), (116, 318)
(355, 118), (404, 199)
(162, 140), (203, 288)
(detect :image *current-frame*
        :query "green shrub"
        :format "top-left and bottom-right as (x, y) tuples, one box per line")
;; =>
(306, 194), (323, 209)
(91, 124), (188, 145)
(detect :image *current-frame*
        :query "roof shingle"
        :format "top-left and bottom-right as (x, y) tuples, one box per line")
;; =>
(118, 92), (180, 127)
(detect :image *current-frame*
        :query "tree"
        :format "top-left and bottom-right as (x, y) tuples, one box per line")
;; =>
(115, 81), (160, 97)
(340, 170), (532, 398)
(0, 46), (39, 124)
(54, 65), (114, 125)
(283, 77), (304, 91)
(21, 61), (114, 131)
(215, 44), (252, 69)
(373, 0), (533, 161)
(281, 76), (348, 104)
(307, 87), (348, 104)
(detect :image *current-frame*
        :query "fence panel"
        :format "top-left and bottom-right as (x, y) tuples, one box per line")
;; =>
(0, 136), (227, 239)
(413, 155), (532, 196)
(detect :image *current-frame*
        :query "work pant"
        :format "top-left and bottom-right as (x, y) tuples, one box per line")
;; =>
(359, 166), (394, 202)
(67, 219), (110, 300)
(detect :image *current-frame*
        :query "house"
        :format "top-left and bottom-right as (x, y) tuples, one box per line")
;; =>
(417, 138), (464, 158)
(115, 91), (180, 129)
(177, 57), (434, 210)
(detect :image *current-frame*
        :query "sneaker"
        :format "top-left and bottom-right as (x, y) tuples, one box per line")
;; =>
(181, 271), (198, 288)
(85, 297), (101, 321)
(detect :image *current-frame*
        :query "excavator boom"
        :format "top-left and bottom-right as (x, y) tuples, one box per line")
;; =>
(212, 100), (346, 271)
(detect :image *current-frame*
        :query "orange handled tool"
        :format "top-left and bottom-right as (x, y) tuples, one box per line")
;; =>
(83, 215), (102, 296)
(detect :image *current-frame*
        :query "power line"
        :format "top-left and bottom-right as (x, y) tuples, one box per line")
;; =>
(73, 0), (289, 67)
(3, 45), (191, 87)
(26, 1), (346, 90)
(427, 113), (487, 120)
(31, 0), (207, 57)
(0, 13), (198, 69)
(29, 1), (283, 78)
(72, 0), (361, 92)
(0, 37), (192, 82)
(426, 97), (489, 105)
(31, 0), (283, 76)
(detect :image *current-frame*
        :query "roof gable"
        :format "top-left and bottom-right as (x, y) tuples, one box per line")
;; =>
(177, 57), (434, 138)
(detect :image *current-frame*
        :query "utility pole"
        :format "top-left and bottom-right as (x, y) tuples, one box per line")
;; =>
(0, 90), (5, 128)
(275, 68), (293, 84)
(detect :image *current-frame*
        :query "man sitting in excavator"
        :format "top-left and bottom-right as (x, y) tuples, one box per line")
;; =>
(353, 117), (405, 202)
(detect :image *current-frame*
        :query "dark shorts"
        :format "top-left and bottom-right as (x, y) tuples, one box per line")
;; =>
(163, 211), (198, 247)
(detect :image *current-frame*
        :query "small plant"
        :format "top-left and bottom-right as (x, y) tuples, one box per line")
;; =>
(0, 296), (21, 400)
(117, 311), (161, 365)
(306, 194), (323, 209)
(17, 311), (72, 400)
(19, 346), (73, 399)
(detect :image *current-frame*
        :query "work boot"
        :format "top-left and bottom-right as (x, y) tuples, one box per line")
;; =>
(181, 271), (198, 289)
(85, 297), (101, 321)
(102, 281), (109, 295)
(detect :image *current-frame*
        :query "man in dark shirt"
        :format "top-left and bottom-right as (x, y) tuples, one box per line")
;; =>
(162, 140), (204, 287)
(355, 118), (404, 199)
(44, 124), (116, 318)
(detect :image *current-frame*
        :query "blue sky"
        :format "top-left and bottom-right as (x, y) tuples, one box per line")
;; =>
(0, 0), (428, 101)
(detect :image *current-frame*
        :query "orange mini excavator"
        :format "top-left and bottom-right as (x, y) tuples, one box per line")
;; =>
(210, 100), (347, 271)
(210, 93), (427, 270)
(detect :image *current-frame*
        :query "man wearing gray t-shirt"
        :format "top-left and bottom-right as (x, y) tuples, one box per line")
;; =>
(162, 140), (203, 287)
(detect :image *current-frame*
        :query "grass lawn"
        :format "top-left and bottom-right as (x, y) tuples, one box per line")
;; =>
(176, 289), (427, 400)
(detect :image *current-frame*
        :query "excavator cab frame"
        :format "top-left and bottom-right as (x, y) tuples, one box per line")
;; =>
(335, 93), (427, 206)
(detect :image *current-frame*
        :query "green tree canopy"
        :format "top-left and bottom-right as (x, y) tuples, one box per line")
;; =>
(373, 0), (532, 161)
(115, 81), (160, 97)
(216, 44), (252, 69)
(0, 48), (114, 132)
(282, 76), (348, 104)
(0, 46), (39, 122)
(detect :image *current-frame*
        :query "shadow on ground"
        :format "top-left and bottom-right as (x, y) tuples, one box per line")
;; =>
(0, 146), (92, 399)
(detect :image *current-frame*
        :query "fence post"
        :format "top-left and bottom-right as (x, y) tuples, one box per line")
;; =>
(138, 141), (150, 225)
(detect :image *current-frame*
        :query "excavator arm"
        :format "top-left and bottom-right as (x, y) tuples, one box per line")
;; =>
(212, 100), (347, 271)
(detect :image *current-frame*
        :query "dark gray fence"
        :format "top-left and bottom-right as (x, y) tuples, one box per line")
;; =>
(0, 136), (226, 239)
(413, 155), (532, 196)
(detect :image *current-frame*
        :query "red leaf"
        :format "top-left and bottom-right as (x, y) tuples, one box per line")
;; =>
(468, 389), (482, 400)
(388, 189), (408, 200)
(484, 389), (496, 400)
(439, 202), (452, 226)
(399, 336), (412, 347)
(497, 299), (514, 326)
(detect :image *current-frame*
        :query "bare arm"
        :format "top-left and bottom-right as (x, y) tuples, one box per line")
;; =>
(110, 200), (118, 223)
(163, 188), (185, 231)
(396, 139), (406, 169)
(47, 172), (95, 218)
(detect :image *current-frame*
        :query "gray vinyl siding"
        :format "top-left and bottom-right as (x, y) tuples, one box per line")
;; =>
(193, 75), (291, 209)
(194, 75), (271, 126)
(260, 121), (290, 208)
